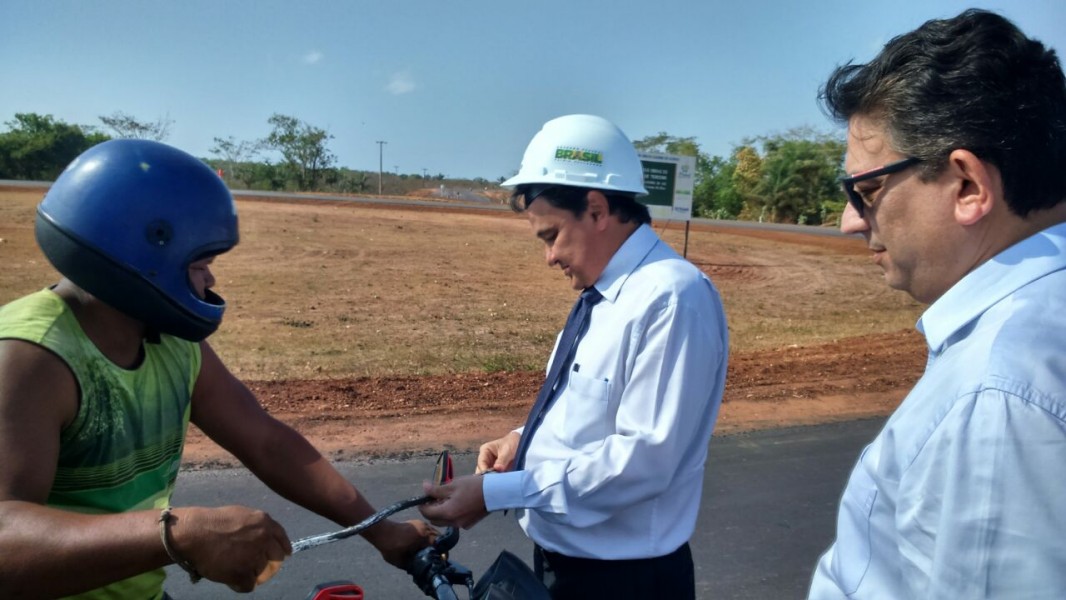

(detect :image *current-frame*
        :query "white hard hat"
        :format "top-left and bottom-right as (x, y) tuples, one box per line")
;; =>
(502, 114), (648, 196)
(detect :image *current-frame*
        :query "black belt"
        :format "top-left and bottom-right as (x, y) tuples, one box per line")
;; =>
(534, 542), (690, 570)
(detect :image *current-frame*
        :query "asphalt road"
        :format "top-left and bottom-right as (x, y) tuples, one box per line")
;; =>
(164, 418), (884, 599)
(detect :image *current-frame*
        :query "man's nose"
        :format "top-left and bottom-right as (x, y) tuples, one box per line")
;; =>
(840, 202), (870, 234)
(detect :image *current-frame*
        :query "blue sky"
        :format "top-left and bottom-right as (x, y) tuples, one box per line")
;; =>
(2, 1), (1064, 181)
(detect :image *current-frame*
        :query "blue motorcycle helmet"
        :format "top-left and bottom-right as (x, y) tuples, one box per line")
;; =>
(35, 139), (239, 342)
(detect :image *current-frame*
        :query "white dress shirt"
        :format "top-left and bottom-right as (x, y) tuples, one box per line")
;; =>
(483, 224), (728, 560)
(809, 222), (1066, 599)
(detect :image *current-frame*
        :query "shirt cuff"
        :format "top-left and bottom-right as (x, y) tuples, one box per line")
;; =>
(482, 470), (530, 512)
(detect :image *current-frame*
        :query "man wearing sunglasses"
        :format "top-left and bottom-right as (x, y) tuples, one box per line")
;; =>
(810, 9), (1066, 599)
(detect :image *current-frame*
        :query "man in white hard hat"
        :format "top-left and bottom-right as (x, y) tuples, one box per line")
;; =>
(421, 114), (728, 599)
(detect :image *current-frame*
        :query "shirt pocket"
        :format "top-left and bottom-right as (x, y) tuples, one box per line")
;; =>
(830, 460), (879, 595)
(561, 371), (611, 448)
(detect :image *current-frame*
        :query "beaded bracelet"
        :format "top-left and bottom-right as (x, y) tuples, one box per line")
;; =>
(158, 507), (202, 583)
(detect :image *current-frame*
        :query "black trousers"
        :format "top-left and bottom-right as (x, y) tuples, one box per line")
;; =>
(534, 542), (695, 600)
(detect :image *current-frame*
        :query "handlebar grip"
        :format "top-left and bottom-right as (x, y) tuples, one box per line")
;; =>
(432, 576), (460, 600)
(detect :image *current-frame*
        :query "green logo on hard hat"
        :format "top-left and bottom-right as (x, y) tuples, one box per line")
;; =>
(555, 147), (603, 165)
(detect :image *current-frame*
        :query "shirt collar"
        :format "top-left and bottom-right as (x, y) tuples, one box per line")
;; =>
(594, 224), (659, 303)
(918, 221), (1066, 352)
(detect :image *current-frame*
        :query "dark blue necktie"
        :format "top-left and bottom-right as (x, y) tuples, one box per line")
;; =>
(514, 286), (603, 471)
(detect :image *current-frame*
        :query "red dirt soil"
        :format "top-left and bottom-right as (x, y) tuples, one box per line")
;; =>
(181, 329), (925, 469)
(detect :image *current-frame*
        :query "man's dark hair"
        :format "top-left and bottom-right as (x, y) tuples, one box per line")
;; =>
(820, 9), (1066, 216)
(509, 185), (652, 225)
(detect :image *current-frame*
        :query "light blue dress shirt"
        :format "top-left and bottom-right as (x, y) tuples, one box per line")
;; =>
(810, 222), (1066, 599)
(483, 224), (728, 560)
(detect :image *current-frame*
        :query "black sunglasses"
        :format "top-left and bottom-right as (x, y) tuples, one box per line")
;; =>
(840, 156), (923, 218)
(521, 184), (588, 207)
(432, 450), (454, 485)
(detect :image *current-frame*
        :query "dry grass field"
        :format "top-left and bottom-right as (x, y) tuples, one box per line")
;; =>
(0, 187), (927, 466)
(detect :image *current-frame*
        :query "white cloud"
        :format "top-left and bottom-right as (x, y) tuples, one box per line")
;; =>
(303, 51), (324, 65)
(386, 70), (417, 95)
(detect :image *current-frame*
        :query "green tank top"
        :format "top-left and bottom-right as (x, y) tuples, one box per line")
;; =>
(0, 289), (202, 600)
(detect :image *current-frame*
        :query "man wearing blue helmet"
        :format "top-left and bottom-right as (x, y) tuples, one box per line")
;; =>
(0, 140), (435, 598)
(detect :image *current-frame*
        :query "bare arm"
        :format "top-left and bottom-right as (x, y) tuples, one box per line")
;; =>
(0, 339), (292, 595)
(0, 340), (170, 597)
(190, 342), (434, 568)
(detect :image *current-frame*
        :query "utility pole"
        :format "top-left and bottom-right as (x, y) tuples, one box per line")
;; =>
(376, 140), (387, 195)
(422, 168), (428, 179)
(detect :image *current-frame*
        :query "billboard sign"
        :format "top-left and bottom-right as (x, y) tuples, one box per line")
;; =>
(637, 152), (696, 221)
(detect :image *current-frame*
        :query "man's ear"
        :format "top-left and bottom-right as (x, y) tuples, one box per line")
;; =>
(948, 149), (999, 226)
(585, 191), (611, 230)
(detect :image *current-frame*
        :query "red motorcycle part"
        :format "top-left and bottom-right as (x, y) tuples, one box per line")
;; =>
(304, 581), (364, 600)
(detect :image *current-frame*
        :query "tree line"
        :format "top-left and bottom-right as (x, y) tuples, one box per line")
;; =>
(633, 128), (847, 226)
(0, 112), (848, 225)
(0, 112), (489, 198)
